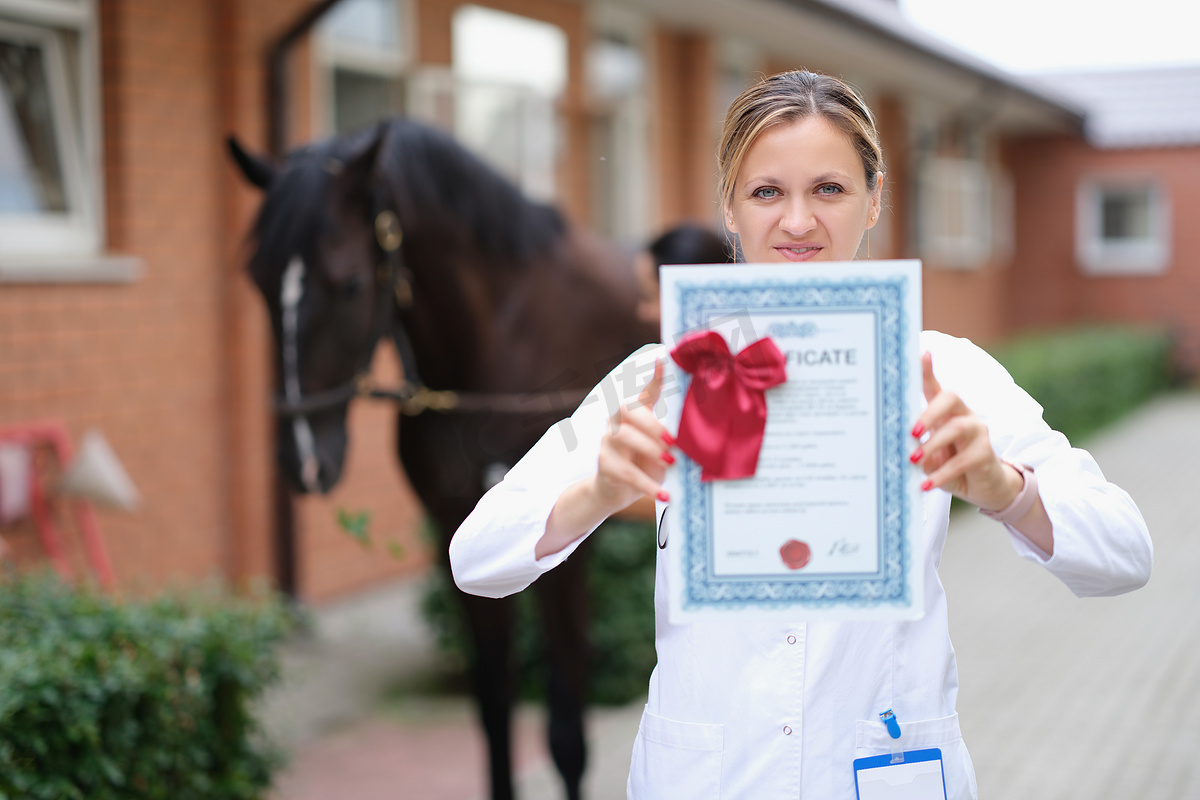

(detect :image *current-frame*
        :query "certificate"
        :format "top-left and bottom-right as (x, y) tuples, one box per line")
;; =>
(659, 260), (924, 623)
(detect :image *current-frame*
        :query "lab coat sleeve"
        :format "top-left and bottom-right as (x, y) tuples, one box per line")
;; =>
(450, 344), (665, 598)
(924, 331), (1153, 597)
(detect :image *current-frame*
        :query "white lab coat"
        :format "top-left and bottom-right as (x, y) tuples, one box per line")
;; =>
(450, 331), (1152, 799)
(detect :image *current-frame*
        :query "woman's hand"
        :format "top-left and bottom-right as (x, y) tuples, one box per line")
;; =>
(593, 359), (673, 512)
(538, 360), (675, 558)
(910, 352), (1023, 512)
(911, 351), (1054, 554)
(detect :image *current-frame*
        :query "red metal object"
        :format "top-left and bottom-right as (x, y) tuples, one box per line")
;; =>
(0, 420), (116, 588)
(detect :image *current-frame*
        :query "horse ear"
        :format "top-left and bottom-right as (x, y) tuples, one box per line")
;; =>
(227, 135), (277, 189)
(341, 121), (388, 180)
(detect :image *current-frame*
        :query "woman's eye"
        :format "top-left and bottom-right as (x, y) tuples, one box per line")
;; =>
(816, 183), (844, 195)
(752, 187), (780, 199)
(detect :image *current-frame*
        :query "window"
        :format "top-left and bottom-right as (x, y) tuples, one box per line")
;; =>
(587, 5), (650, 244)
(403, 7), (567, 204)
(315, 0), (410, 136)
(916, 157), (1011, 269)
(1076, 179), (1170, 275)
(0, 0), (115, 277)
(716, 37), (762, 134)
(450, 5), (566, 203)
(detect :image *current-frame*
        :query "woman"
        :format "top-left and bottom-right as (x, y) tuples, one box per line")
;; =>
(450, 70), (1152, 799)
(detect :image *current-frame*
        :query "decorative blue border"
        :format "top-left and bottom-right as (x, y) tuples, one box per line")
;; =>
(674, 277), (912, 611)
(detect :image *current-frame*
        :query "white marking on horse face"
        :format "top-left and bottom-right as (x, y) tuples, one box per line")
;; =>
(281, 256), (305, 403)
(293, 417), (321, 492)
(281, 256), (321, 493)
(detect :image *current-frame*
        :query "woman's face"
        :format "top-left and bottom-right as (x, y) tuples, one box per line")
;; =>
(726, 116), (881, 264)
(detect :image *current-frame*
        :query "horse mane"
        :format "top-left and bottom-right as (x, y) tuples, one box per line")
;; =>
(246, 118), (569, 289)
(375, 119), (567, 266)
(245, 138), (339, 291)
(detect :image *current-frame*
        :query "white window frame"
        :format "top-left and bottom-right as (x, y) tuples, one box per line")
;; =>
(0, 0), (131, 281)
(440, 5), (567, 204)
(916, 156), (1006, 270)
(405, 64), (565, 204)
(587, 3), (651, 244)
(1075, 177), (1170, 276)
(312, 0), (412, 138)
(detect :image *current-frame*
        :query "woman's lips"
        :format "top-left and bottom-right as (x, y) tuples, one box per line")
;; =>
(775, 244), (822, 261)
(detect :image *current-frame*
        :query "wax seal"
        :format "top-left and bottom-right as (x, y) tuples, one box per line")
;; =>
(780, 539), (811, 570)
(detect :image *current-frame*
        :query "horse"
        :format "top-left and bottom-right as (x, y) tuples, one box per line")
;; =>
(228, 118), (656, 800)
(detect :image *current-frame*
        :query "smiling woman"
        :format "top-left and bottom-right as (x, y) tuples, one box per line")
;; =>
(724, 117), (880, 263)
(449, 69), (1154, 800)
(718, 70), (884, 263)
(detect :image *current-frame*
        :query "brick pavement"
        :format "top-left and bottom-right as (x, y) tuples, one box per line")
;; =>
(944, 391), (1200, 798)
(267, 391), (1200, 800)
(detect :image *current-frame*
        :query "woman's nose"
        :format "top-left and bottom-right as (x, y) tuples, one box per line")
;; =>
(779, 198), (816, 236)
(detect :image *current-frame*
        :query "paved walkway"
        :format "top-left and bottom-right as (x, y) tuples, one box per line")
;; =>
(264, 391), (1200, 800)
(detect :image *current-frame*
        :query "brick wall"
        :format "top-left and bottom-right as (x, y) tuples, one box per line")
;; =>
(1006, 136), (1200, 372)
(652, 28), (718, 229)
(12, 0), (1162, 607)
(1, 0), (244, 588)
(0, 0), (431, 603)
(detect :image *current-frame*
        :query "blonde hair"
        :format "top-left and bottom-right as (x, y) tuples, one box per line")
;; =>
(717, 70), (884, 212)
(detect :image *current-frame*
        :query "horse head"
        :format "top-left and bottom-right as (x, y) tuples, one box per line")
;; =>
(230, 117), (654, 497)
(229, 126), (395, 494)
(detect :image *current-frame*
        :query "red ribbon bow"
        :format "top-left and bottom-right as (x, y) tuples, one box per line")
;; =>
(669, 331), (787, 481)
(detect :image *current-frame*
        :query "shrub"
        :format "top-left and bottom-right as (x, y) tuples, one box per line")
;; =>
(421, 518), (656, 706)
(989, 324), (1173, 443)
(0, 572), (294, 800)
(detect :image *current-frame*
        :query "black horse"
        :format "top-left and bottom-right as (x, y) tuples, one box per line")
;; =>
(229, 119), (655, 800)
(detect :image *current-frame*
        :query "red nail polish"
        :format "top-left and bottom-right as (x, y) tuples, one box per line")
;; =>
(911, 422), (925, 439)
(661, 451), (676, 465)
(920, 479), (933, 492)
(655, 490), (670, 502)
(660, 431), (676, 447)
(909, 448), (923, 464)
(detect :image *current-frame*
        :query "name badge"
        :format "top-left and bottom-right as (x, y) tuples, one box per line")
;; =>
(853, 748), (947, 800)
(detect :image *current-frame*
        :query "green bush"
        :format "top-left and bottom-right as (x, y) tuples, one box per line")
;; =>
(0, 572), (294, 800)
(422, 518), (656, 706)
(989, 324), (1173, 443)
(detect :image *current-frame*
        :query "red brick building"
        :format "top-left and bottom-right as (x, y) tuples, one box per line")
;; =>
(0, 0), (1185, 601)
(1006, 67), (1200, 371)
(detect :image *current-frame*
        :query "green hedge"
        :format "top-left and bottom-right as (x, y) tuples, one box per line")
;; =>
(422, 518), (656, 706)
(989, 324), (1173, 443)
(0, 573), (294, 800)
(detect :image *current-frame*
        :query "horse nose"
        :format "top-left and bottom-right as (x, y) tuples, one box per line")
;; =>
(278, 445), (343, 494)
(277, 416), (347, 494)
(316, 454), (344, 493)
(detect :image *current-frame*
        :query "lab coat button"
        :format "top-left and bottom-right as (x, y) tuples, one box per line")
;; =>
(787, 634), (797, 644)
(783, 725), (792, 735)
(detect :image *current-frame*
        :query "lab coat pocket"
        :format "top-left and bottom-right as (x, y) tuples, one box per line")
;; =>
(854, 712), (977, 800)
(628, 708), (724, 799)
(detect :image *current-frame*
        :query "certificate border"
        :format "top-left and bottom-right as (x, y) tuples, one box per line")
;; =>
(674, 276), (912, 612)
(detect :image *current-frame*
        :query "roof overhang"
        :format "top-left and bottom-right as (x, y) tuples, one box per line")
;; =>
(622, 0), (1086, 137)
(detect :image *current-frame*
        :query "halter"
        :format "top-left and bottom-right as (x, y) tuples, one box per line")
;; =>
(272, 208), (588, 420)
